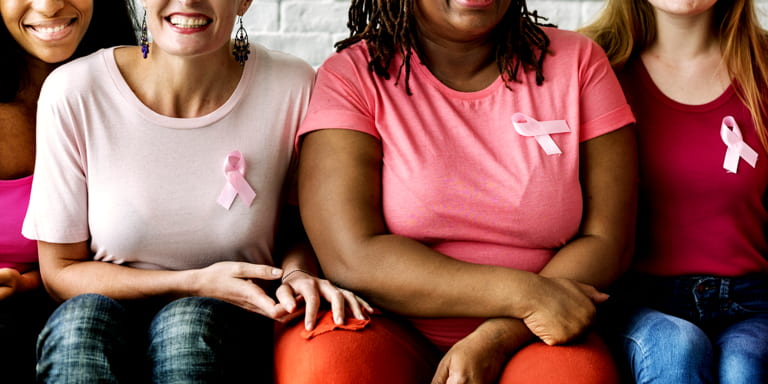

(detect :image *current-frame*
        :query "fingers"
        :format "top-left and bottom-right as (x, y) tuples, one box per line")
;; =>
(431, 360), (450, 384)
(228, 262), (282, 281)
(583, 285), (610, 303)
(275, 283), (298, 313)
(235, 281), (289, 319)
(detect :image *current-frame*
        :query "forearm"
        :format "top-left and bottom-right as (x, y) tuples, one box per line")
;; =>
(471, 317), (535, 356)
(540, 127), (637, 289)
(539, 233), (631, 289)
(316, 232), (541, 319)
(39, 241), (193, 302)
(279, 242), (319, 277)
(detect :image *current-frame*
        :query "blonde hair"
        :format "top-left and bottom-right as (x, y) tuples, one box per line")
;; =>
(579, 0), (768, 152)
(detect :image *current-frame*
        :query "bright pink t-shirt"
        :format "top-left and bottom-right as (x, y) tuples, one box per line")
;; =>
(299, 28), (635, 349)
(619, 60), (768, 277)
(0, 175), (37, 272)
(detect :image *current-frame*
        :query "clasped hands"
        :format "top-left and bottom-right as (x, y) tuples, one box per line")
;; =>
(187, 261), (373, 331)
(432, 276), (608, 384)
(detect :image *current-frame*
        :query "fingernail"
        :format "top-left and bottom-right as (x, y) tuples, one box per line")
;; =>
(305, 320), (312, 331)
(272, 268), (282, 276)
(334, 315), (343, 324)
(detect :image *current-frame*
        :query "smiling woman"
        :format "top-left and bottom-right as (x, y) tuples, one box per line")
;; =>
(21, 0), (371, 382)
(0, 1), (136, 382)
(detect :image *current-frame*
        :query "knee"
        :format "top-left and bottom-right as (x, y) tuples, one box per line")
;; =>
(149, 297), (224, 348)
(40, 294), (123, 344)
(623, 313), (713, 381)
(717, 319), (768, 381)
(275, 315), (435, 384)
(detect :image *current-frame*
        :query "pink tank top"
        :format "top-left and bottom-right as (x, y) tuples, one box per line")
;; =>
(1, 175), (38, 272)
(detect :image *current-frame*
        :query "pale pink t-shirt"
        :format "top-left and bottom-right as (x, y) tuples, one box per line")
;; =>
(23, 44), (314, 271)
(299, 27), (635, 348)
(0, 175), (37, 272)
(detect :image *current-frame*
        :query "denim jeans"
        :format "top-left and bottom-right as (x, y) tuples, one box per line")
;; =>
(37, 294), (273, 383)
(602, 274), (768, 384)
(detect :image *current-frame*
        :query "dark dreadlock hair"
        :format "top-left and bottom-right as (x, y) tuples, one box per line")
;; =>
(335, 0), (555, 95)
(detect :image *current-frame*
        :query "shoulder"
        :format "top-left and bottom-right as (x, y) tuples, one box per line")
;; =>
(317, 41), (370, 73)
(249, 42), (315, 85)
(542, 27), (601, 51)
(40, 48), (114, 101)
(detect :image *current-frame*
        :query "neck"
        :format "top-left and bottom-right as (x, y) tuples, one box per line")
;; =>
(416, 29), (498, 92)
(647, 8), (720, 60)
(118, 43), (244, 118)
(18, 55), (57, 104)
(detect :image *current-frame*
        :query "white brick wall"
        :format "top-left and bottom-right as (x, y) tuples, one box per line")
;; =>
(134, 0), (768, 67)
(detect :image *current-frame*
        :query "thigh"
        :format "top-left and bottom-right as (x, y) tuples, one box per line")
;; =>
(149, 297), (273, 383)
(274, 312), (439, 384)
(616, 307), (714, 384)
(498, 332), (619, 384)
(37, 293), (142, 384)
(715, 313), (768, 384)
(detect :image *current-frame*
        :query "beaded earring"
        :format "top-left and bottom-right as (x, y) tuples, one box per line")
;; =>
(232, 16), (250, 65)
(140, 10), (150, 59)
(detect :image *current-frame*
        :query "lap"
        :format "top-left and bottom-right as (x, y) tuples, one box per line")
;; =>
(276, 313), (618, 384)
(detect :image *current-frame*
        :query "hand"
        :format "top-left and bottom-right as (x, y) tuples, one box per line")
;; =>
(276, 269), (374, 330)
(432, 324), (509, 384)
(521, 277), (608, 346)
(0, 268), (41, 300)
(188, 261), (288, 319)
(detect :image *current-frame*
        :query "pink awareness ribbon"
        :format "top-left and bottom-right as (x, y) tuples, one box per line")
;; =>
(511, 113), (571, 155)
(721, 116), (758, 174)
(216, 150), (257, 209)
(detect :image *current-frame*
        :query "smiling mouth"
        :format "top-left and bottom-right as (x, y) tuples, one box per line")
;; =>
(167, 15), (212, 29)
(27, 18), (76, 34)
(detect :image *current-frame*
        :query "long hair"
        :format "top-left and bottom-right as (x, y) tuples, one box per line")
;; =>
(0, 1), (138, 102)
(579, 0), (768, 152)
(335, 0), (555, 95)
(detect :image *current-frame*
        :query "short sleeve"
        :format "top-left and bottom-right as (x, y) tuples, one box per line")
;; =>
(576, 37), (635, 141)
(297, 46), (380, 143)
(22, 70), (90, 243)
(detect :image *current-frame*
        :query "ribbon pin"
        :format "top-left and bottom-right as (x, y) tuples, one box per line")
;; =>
(511, 113), (571, 155)
(217, 150), (257, 210)
(721, 116), (758, 174)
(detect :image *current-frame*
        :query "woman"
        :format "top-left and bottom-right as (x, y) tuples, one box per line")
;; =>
(580, 0), (768, 382)
(0, 1), (136, 382)
(275, 0), (637, 383)
(22, 0), (370, 382)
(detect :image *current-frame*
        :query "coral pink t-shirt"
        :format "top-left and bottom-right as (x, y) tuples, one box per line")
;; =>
(619, 60), (768, 277)
(299, 28), (635, 348)
(0, 175), (37, 272)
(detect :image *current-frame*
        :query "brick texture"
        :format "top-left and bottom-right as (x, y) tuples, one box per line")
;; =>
(133, 0), (768, 67)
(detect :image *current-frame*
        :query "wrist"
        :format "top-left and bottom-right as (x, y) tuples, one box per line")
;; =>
(281, 268), (315, 283)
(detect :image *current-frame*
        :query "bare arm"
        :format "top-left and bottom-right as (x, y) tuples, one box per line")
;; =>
(298, 129), (603, 324)
(433, 125), (637, 382)
(37, 241), (287, 318)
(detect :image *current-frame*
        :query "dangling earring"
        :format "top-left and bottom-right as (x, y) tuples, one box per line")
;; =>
(140, 9), (150, 59)
(232, 16), (249, 65)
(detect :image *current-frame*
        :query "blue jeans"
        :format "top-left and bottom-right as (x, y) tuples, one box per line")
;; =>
(602, 274), (768, 384)
(37, 294), (273, 383)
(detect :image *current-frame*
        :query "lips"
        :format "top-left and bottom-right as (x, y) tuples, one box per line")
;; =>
(454, 0), (495, 9)
(25, 18), (76, 41)
(167, 14), (212, 30)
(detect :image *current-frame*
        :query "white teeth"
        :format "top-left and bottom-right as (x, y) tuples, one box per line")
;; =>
(34, 24), (67, 33)
(169, 15), (209, 28)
